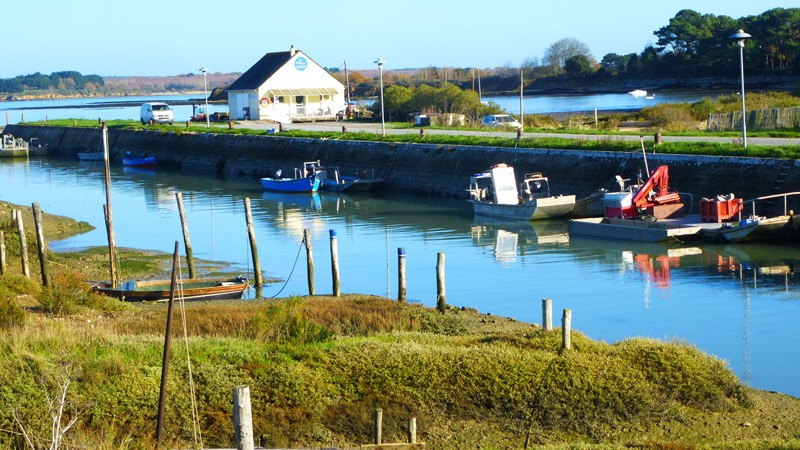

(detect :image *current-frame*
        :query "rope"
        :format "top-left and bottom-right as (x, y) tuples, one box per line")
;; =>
(175, 255), (203, 448)
(266, 234), (307, 299)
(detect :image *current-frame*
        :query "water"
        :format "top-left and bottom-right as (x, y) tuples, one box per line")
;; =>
(0, 94), (229, 124)
(2, 157), (799, 398)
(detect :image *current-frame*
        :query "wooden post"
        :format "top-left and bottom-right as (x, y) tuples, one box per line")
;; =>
(562, 309), (572, 350)
(31, 203), (50, 287)
(329, 229), (340, 297)
(233, 385), (255, 450)
(436, 252), (446, 313)
(244, 198), (263, 294)
(304, 229), (315, 295)
(373, 408), (382, 445)
(409, 417), (417, 444)
(0, 231), (6, 275)
(156, 242), (180, 447)
(103, 204), (119, 287)
(15, 210), (30, 278)
(175, 192), (195, 279)
(542, 298), (552, 331)
(398, 248), (407, 302)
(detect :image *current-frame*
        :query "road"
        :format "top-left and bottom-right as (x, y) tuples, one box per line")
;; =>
(237, 120), (800, 147)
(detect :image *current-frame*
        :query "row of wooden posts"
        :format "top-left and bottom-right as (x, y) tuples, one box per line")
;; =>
(0, 204), (51, 287)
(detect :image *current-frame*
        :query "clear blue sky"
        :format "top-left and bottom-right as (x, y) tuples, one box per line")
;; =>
(4, 0), (795, 78)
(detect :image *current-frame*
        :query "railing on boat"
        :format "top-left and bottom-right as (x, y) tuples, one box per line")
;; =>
(743, 191), (800, 217)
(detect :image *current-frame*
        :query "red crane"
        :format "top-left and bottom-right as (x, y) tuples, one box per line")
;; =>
(632, 165), (681, 210)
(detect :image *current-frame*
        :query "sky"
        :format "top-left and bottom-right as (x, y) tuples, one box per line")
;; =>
(3, 0), (796, 79)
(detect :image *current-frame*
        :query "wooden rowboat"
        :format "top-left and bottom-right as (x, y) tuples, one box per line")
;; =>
(92, 276), (248, 302)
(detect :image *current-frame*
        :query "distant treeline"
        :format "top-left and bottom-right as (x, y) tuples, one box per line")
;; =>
(0, 71), (105, 95)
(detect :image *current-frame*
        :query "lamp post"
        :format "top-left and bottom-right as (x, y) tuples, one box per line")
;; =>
(730, 29), (751, 148)
(199, 66), (210, 128)
(374, 58), (386, 137)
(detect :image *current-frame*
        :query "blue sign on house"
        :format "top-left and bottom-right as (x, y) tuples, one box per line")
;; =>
(294, 57), (308, 71)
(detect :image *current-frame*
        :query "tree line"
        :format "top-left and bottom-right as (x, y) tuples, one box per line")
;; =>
(0, 71), (105, 95)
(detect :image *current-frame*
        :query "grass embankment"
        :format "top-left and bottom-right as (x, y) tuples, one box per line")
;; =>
(1, 203), (799, 449)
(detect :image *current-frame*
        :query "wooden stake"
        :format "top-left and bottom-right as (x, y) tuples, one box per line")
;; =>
(562, 309), (572, 350)
(102, 126), (120, 287)
(329, 229), (340, 297)
(398, 248), (407, 303)
(374, 408), (383, 445)
(0, 231), (6, 275)
(436, 252), (446, 313)
(31, 203), (50, 287)
(304, 229), (314, 295)
(15, 210), (30, 278)
(409, 417), (417, 444)
(233, 386), (255, 450)
(156, 241), (180, 446)
(542, 298), (552, 331)
(244, 198), (263, 294)
(175, 192), (195, 279)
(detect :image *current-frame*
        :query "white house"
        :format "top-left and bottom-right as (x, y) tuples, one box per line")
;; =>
(226, 45), (345, 123)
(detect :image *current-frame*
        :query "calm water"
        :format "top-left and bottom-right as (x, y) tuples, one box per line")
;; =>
(1, 157), (799, 397)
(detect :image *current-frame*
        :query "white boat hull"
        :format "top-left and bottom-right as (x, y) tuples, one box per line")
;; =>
(469, 195), (576, 221)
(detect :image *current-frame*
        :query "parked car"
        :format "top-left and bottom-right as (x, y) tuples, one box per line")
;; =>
(140, 102), (174, 125)
(481, 114), (522, 129)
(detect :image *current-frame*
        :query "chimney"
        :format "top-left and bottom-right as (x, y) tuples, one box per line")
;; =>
(290, 45), (295, 56)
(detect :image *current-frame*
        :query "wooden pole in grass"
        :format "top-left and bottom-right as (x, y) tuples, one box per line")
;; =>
(409, 417), (417, 444)
(373, 408), (383, 445)
(0, 231), (6, 275)
(156, 241), (180, 447)
(562, 309), (572, 350)
(233, 385), (255, 450)
(244, 198), (263, 295)
(175, 192), (195, 279)
(329, 229), (340, 297)
(436, 252), (446, 313)
(398, 248), (406, 302)
(304, 229), (315, 295)
(31, 203), (50, 287)
(542, 298), (552, 331)
(15, 210), (30, 278)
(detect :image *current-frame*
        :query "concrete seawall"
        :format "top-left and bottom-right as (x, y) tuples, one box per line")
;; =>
(5, 124), (798, 211)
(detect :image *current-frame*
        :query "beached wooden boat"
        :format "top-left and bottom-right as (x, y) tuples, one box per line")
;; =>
(92, 276), (248, 302)
(0, 134), (29, 157)
(467, 164), (575, 220)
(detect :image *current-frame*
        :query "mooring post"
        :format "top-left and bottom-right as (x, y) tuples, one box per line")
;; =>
(0, 231), (6, 275)
(329, 229), (340, 297)
(175, 192), (195, 279)
(31, 203), (50, 287)
(409, 417), (417, 444)
(304, 229), (315, 295)
(542, 298), (552, 331)
(233, 385), (255, 450)
(436, 252), (446, 313)
(562, 309), (572, 350)
(244, 198), (263, 295)
(374, 408), (383, 445)
(15, 210), (30, 278)
(156, 242), (180, 447)
(398, 248), (407, 303)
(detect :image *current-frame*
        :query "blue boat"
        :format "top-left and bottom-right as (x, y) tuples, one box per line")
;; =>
(260, 161), (323, 193)
(122, 152), (156, 168)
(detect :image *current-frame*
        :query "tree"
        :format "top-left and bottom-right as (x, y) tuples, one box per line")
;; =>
(600, 53), (632, 74)
(543, 38), (595, 75)
(564, 54), (595, 76)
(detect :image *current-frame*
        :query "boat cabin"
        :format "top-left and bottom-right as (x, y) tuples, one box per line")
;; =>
(520, 173), (552, 201)
(468, 164), (521, 205)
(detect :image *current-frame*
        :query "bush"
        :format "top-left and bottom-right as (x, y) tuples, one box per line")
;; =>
(640, 103), (700, 131)
(38, 271), (122, 315)
(0, 289), (27, 329)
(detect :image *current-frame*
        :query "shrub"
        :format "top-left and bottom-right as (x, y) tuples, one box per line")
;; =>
(0, 289), (27, 329)
(249, 297), (333, 344)
(38, 271), (123, 315)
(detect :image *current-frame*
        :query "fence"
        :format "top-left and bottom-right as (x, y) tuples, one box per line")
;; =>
(707, 106), (800, 131)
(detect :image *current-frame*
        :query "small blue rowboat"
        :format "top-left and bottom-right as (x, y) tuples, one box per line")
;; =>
(261, 176), (320, 193)
(123, 152), (156, 168)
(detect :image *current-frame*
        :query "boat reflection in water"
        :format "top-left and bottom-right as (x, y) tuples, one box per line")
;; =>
(470, 217), (569, 265)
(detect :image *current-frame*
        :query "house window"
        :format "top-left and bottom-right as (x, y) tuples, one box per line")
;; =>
(322, 95), (331, 101)
(276, 96), (284, 103)
(295, 95), (305, 104)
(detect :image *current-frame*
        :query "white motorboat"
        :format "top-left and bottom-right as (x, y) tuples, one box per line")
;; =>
(628, 89), (648, 97)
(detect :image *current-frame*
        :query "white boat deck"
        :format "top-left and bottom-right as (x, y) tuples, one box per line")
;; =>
(569, 214), (734, 242)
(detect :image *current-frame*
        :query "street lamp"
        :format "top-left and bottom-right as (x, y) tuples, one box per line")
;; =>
(730, 29), (751, 148)
(199, 66), (210, 128)
(374, 58), (386, 137)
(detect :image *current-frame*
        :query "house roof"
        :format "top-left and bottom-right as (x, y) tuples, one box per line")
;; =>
(226, 50), (293, 91)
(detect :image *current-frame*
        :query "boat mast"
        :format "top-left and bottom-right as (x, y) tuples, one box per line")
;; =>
(102, 124), (120, 287)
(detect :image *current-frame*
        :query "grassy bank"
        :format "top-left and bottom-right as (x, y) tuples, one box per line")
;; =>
(1, 202), (800, 449)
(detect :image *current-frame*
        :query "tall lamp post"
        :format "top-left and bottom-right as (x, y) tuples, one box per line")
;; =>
(374, 58), (386, 137)
(199, 66), (210, 128)
(730, 29), (751, 148)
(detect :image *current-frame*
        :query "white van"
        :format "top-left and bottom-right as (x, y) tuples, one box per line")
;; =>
(140, 102), (174, 125)
(481, 114), (522, 129)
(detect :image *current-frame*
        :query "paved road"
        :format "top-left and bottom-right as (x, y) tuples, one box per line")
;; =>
(237, 120), (800, 147)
